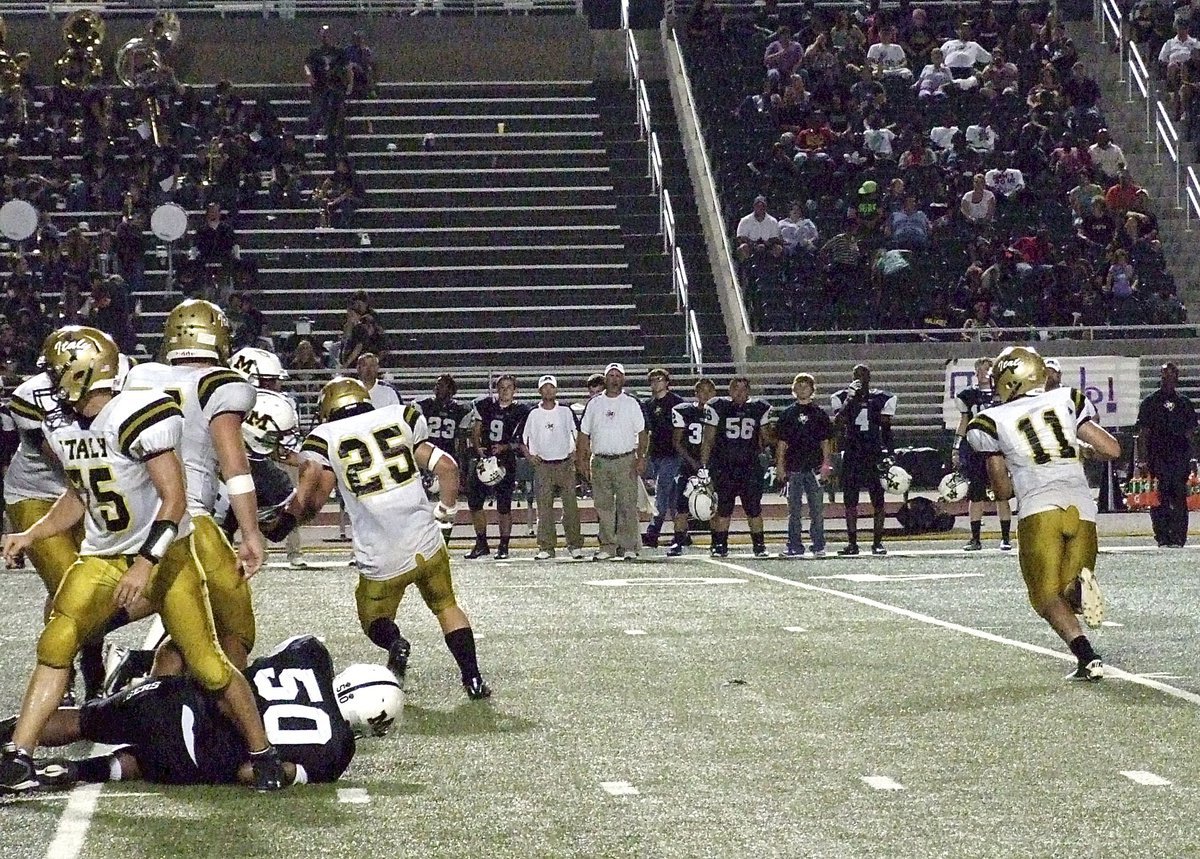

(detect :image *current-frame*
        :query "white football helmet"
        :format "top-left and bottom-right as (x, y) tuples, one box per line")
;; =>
(476, 455), (506, 487)
(880, 464), (912, 495)
(684, 475), (716, 522)
(334, 663), (404, 739)
(242, 389), (301, 458)
(230, 346), (289, 387)
(938, 472), (970, 502)
(422, 470), (441, 498)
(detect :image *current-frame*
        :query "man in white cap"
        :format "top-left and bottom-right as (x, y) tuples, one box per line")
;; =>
(1044, 358), (1062, 391)
(577, 363), (647, 561)
(521, 375), (583, 560)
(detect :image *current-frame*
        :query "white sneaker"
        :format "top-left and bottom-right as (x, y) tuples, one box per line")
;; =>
(288, 554), (309, 569)
(534, 550), (553, 560)
(810, 549), (827, 558)
(1078, 567), (1105, 628)
(593, 551), (615, 561)
(569, 548), (584, 560)
(623, 552), (638, 562)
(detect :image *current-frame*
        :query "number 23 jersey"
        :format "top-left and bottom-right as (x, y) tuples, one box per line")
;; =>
(301, 403), (442, 579)
(967, 387), (1098, 521)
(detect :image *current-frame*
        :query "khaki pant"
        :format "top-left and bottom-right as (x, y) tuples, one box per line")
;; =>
(591, 453), (640, 555)
(533, 459), (582, 554)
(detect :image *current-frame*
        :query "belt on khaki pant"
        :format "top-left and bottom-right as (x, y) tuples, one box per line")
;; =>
(538, 457), (570, 465)
(594, 452), (634, 460)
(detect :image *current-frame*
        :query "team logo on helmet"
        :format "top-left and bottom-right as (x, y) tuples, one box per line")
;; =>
(990, 346), (1046, 403)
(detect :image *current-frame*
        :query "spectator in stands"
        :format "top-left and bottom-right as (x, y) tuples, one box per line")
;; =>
(324, 156), (365, 229)
(304, 25), (351, 154)
(960, 173), (997, 226)
(901, 7), (936, 67)
(288, 339), (323, 372)
(356, 352), (400, 408)
(1050, 134), (1092, 186)
(269, 133), (306, 207)
(965, 114), (998, 154)
(898, 136), (937, 171)
(192, 202), (239, 276)
(779, 201), (819, 255)
(1064, 61), (1102, 132)
(115, 215), (147, 295)
(868, 26), (912, 81)
(1087, 128), (1125, 186)
(342, 313), (387, 368)
(979, 47), (1019, 100)
(1105, 249), (1138, 315)
(1068, 170), (1104, 219)
(984, 159), (1028, 205)
(1159, 21), (1200, 115)
(850, 64), (887, 114)
(941, 21), (992, 75)
(765, 25), (804, 84)
(1105, 171), (1142, 217)
(861, 113), (897, 158)
(961, 298), (1000, 341)
(829, 10), (867, 58)
(794, 112), (840, 166)
(1077, 195), (1118, 255)
(230, 291), (266, 350)
(345, 31), (379, 100)
(887, 196), (932, 250)
(849, 181), (884, 240)
(686, 0), (726, 41)
(82, 274), (136, 354)
(915, 48), (954, 99)
(735, 196), (785, 262)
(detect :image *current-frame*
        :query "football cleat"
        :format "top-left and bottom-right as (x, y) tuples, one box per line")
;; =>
(0, 744), (38, 794)
(103, 647), (155, 697)
(1066, 658), (1104, 681)
(36, 759), (79, 791)
(665, 542), (685, 557)
(249, 746), (286, 792)
(494, 544), (510, 561)
(780, 548), (805, 558)
(386, 637), (412, 685)
(569, 547), (585, 560)
(871, 543), (888, 556)
(810, 549), (827, 558)
(593, 551), (616, 561)
(963, 540), (983, 552)
(753, 543), (771, 558)
(162, 299), (233, 363)
(999, 540), (1013, 551)
(464, 676), (492, 700)
(464, 543), (490, 560)
(837, 544), (860, 556)
(1078, 567), (1105, 628)
(534, 550), (553, 560)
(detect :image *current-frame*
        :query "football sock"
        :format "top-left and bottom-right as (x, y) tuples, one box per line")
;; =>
(1000, 520), (1011, 541)
(713, 530), (728, 550)
(445, 627), (481, 681)
(79, 641), (106, 700)
(367, 618), (403, 651)
(751, 532), (765, 549)
(647, 515), (663, 536)
(77, 754), (118, 783)
(970, 521), (982, 542)
(1068, 635), (1098, 665)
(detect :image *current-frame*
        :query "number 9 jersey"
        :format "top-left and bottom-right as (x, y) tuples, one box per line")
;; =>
(300, 403), (443, 579)
(966, 387), (1098, 521)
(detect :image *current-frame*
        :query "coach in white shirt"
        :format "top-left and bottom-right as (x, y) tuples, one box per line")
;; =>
(356, 352), (401, 408)
(522, 375), (583, 560)
(578, 362), (647, 560)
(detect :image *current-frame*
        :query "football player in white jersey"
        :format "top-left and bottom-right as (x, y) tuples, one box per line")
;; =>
(967, 347), (1121, 681)
(0, 327), (285, 794)
(123, 299), (264, 670)
(269, 377), (491, 700)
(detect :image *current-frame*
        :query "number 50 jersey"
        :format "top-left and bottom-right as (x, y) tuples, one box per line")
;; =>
(301, 404), (443, 579)
(967, 387), (1098, 521)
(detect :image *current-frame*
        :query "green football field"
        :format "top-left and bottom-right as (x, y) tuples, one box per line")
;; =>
(2, 538), (1200, 859)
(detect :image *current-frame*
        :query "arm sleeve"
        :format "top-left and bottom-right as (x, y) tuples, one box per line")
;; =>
(966, 414), (1001, 454)
(199, 370), (257, 421)
(404, 405), (430, 445)
(300, 430), (333, 469)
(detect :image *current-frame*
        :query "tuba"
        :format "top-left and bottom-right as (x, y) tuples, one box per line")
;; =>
(149, 10), (181, 54)
(116, 36), (167, 147)
(0, 49), (23, 126)
(55, 10), (105, 90)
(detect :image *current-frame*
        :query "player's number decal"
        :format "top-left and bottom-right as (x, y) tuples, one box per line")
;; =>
(488, 418), (505, 444)
(337, 424), (418, 497)
(1016, 410), (1077, 465)
(65, 465), (132, 533)
(253, 667), (332, 746)
(426, 416), (457, 440)
(854, 407), (871, 432)
(724, 417), (757, 440)
(688, 423), (703, 446)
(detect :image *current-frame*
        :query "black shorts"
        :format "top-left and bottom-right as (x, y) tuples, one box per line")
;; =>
(713, 461), (764, 518)
(841, 453), (885, 508)
(958, 440), (990, 502)
(79, 677), (244, 785)
(467, 458), (517, 514)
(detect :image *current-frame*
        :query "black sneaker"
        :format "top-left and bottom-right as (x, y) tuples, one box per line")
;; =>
(0, 744), (38, 794)
(464, 676), (492, 700)
(249, 746), (286, 792)
(641, 532), (659, 548)
(386, 637), (412, 685)
(837, 544), (860, 556)
(678, 533), (693, 547)
(665, 541), (685, 557)
(710, 545), (728, 558)
(871, 543), (887, 556)
(103, 648), (155, 697)
(752, 543), (770, 558)
(464, 543), (490, 560)
(963, 540), (983, 552)
(494, 544), (510, 560)
(0, 716), (15, 748)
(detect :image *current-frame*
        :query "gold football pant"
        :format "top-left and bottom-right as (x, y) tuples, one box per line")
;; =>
(6, 499), (84, 596)
(355, 545), (458, 633)
(37, 533), (234, 692)
(191, 514), (256, 653)
(1017, 507), (1099, 611)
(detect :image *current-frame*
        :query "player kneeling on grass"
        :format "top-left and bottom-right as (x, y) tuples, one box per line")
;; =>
(0, 636), (369, 790)
(266, 377), (492, 700)
(966, 346), (1121, 681)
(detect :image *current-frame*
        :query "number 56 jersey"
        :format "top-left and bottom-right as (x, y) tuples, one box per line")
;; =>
(967, 387), (1098, 521)
(301, 404), (443, 579)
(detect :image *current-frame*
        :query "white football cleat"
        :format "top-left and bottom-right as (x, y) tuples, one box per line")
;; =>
(1078, 567), (1105, 629)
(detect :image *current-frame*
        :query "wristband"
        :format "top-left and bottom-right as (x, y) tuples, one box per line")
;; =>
(226, 473), (256, 496)
(138, 520), (178, 565)
(434, 501), (455, 522)
(426, 446), (453, 471)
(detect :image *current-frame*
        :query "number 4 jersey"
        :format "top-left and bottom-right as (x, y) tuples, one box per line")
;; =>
(967, 387), (1098, 521)
(301, 403), (443, 579)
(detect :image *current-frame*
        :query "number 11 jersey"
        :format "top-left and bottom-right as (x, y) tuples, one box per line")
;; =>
(301, 403), (443, 579)
(966, 387), (1098, 521)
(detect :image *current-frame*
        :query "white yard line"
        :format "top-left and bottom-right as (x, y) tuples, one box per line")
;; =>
(337, 788), (371, 804)
(44, 783), (102, 859)
(861, 776), (906, 791)
(1120, 770), (1172, 786)
(782, 626), (807, 633)
(704, 559), (1200, 709)
(624, 629), (647, 636)
(599, 781), (640, 796)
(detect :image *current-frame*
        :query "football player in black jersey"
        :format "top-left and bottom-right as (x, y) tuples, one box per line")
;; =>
(3, 636), (354, 788)
(831, 365), (897, 556)
(666, 378), (717, 556)
(700, 377), (774, 557)
(416, 374), (469, 461)
(465, 374), (530, 560)
(641, 369), (685, 548)
(952, 357), (1013, 551)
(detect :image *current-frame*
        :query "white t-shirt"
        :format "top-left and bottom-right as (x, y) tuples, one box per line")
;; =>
(961, 189), (995, 221)
(736, 213), (782, 243)
(1088, 142), (1125, 176)
(522, 403), (577, 461)
(965, 124), (996, 152)
(929, 125), (960, 151)
(985, 168), (1025, 197)
(1159, 35), (1200, 64)
(779, 217), (819, 250)
(940, 38), (991, 67)
(367, 381), (401, 410)
(867, 42), (908, 73)
(579, 392), (645, 455)
(862, 126), (896, 155)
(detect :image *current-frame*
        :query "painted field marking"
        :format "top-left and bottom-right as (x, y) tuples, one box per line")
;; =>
(44, 783), (102, 859)
(703, 558), (1200, 709)
(624, 629), (647, 636)
(600, 781), (640, 796)
(808, 573), (984, 583)
(783, 626), (807, 633)
(862, 776), (906, 791)
(1136, 672), (1185, 680)
(1101, 621), (1125, 628)
(337, 788), (371, 804)
(586, 577), (746, 587)
(1120, 770), (1172, 787)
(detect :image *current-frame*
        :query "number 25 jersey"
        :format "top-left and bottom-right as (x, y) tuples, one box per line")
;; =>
(967, 387), (1098, 521)
(301, 403), (442, 579)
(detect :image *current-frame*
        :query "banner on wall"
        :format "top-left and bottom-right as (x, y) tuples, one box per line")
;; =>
(942, 356), (1141, 430)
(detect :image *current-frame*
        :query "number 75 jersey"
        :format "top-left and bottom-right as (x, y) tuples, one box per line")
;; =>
(301, 403), (443, 580)
(967, 387), (1098, 521)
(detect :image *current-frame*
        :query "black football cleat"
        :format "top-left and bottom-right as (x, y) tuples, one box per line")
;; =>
(963, 540), (983, 552)
(494, 543), (510, 560)
(837, 544), (860, 556)
(1066, 658), (1104, 682)
(710, 545), (728, 558)
(386, 637), (412, 685)
(871, 543), (887, 556)
(103, 648), (156, 697)
(36, 759), (79, 791)
(0, 744), (38, 795)
(641, 532), (659, 549)
(678, 533), (693, 547)
(249, 746), (286, 792)
(464, 676), (492, 700)
(464, 542), (490, 560)
(665, 541), (685, 557)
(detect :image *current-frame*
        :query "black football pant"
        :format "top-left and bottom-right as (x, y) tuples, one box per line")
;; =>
(1150, 459), (1189, 546)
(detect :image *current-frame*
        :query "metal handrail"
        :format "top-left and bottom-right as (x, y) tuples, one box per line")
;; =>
(662, 188), (676, 257)
(636, 78), (651, 143)
(0, 0), (583, 18)
(625, 25), (639, 90)
(1100, 0), (1125, 83)
(755, 322), (1198, 344)
(1154, 101), (1183, 210)
(687, 308), (703, 373)
(1188, 167), (1200, 232)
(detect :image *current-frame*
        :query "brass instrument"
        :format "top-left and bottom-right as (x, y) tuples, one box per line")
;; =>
(201, 137), (226, 187)
(313, 179), (333, 229)
(0, 49), (24, 127)
(149, 10), (181, 54)
(116, 36), (167, 147)
(55, 10), (105, 91)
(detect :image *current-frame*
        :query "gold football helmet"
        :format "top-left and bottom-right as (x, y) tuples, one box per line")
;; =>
(990, 346), (1047, 403)
(317, 377), (372, 423)
(162, 298), (232, 363)
(42, 326), (121, 406)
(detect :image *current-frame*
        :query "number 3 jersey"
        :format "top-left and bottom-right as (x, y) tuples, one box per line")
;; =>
(301, 403), (442, 579)
(46, 389), (191, 556)
(967, 387), (1098, 521)
(123, 362), (257, 517)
